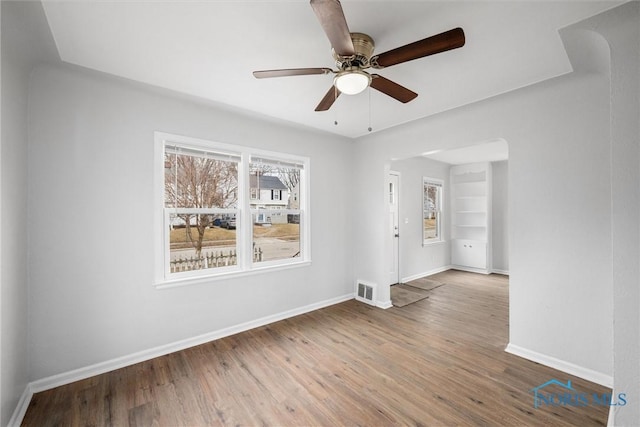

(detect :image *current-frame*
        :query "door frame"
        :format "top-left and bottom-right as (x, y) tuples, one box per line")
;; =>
(388, 171), (401, 285)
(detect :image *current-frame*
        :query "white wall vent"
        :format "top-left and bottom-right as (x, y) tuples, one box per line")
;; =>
(355, 281), (376, 306)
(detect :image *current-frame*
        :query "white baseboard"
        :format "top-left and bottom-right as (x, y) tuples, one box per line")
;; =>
(451, 265), (491, 275)
(8, 385), (33, 427)
(505, 343), (613, 388)
(376, 300), (393, 309)
(401, 265), (452, 283)
(26, 293), (353, 397)
(607, 406), (615, 426)
(406, 265), (509, 277)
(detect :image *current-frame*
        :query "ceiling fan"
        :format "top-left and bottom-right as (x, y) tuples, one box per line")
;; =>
(253, 0), (465, 111)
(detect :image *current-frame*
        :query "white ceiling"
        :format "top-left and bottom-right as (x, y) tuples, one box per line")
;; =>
(41, 1), (620, 138)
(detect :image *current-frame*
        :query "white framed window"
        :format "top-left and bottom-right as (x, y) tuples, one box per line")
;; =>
(423, 177), (443, 244)
(154, 132), (310, 286)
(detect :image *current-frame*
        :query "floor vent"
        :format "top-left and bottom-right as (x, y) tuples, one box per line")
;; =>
(355, 281), (376, 306)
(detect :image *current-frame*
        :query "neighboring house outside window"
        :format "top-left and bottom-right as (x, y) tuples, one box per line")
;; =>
(155, 132), (309, 286)
(289, 183), (300, 209)
(249, 174), (288, 219)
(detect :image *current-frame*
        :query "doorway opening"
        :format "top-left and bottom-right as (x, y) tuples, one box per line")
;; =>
(388, 138), (509, 305)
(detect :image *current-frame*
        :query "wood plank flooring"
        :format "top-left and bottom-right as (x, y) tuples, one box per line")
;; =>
(22, 270), (610, 426)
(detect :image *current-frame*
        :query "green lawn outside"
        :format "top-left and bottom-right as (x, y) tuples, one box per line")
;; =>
(170, 223), (299, 249)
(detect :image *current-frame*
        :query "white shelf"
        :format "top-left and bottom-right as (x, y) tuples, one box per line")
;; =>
(455, 197), (486, 212)
(450, 163), (492, 272)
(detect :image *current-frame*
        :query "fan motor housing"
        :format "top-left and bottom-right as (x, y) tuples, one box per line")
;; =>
(333, 32), (375, 69)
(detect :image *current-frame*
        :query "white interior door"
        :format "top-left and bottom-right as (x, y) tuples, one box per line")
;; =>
(388, 172), (400, 285)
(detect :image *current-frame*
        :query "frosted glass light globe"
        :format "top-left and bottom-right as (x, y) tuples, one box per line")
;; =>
(334, 71), (371, 95)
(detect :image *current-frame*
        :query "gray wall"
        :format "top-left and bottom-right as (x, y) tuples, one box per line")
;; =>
(391, 156), (451, 282)
(575, 2), (640, 424)
(353, 25), (613, 380)
(492, 160), (508, 274)
(0, 2), (57, 425)
(2, 2), (639, 425)
(27, 63), (355, 381)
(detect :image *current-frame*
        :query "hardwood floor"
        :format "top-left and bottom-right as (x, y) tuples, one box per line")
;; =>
(22, 270), (610, 426)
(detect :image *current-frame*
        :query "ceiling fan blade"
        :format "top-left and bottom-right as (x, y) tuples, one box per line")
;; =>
(310, 0), (355, 56)
(370, 74), (418, 103)
(371, 27), (465, 69)
(315, 86), (341, 111)
(253, 68), (333, 79)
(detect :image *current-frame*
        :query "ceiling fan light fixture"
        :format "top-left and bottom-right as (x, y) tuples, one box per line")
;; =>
(334, 70), (371, 95)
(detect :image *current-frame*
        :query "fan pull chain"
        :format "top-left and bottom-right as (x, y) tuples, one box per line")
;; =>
(334, 86), (339, 126)
(368, 87), (373, 132)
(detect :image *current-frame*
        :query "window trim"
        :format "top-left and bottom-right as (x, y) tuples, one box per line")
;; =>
(423, 177), (444, 246)
(154, 132), (311, 287)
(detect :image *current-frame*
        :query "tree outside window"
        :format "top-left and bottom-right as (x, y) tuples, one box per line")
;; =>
(164, 146), (239, 273)
(423, 178), (443, 243)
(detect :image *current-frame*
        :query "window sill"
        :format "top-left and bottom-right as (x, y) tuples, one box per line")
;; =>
(423, 239), (446, 247)
(154, 260), (312, 289)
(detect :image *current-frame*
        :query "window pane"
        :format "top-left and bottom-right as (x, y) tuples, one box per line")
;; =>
(253, 214), (300, 263)
(423, 181), (441, 241)
(249, 162), (300, 210)
(165, 152), (238, 209)
(168, 213), (237, 273)
(424, 211), (438, 239)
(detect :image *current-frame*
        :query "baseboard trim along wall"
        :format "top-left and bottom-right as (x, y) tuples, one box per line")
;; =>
(11, 293), (354, 425)
(401, 265), (452, 284)
(7, 386), (33, 427)
(491, 268), (510, 275)
(376, 300), (393, 309)
(607, 406), (615, 427)
(505, 343), (613, 388)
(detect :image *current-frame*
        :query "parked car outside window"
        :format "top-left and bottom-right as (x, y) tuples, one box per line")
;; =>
(220, 215), (236, 229)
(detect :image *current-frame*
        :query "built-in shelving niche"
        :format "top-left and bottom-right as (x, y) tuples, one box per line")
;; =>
(451, 163), (492, 273)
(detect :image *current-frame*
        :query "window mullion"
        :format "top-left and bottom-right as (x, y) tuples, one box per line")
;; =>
(239, 153), (253, 270)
